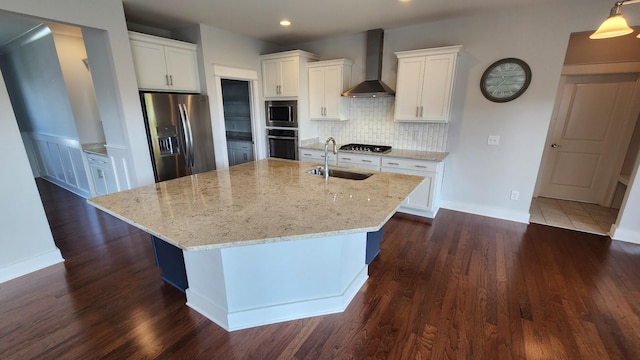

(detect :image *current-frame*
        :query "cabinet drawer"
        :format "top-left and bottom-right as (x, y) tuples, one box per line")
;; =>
(299, 149), (337, 163)
(87, 155), (109, 165)
(381, 158), (438, 172)
(337, 153), (381, 167)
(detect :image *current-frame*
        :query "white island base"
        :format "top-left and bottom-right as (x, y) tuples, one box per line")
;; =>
(182, 232), (369, 331)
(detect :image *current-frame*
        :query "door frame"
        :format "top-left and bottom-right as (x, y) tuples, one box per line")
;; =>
(535, 61), (640, 208)
(211, 65), (262, 169)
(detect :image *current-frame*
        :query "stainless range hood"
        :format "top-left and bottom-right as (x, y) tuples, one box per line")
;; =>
(342, 29), (395, 97)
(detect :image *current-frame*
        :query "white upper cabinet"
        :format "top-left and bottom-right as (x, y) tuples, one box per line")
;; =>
(260, 50), (319, 98)
(394, 45), (462, 122)
(129, 31), (200, 92)
(308, 59), (352, 121)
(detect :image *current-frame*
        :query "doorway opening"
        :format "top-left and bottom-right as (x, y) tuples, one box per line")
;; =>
(0, 13), (107, 200)
(221, 79), (254, 166)
(532, 31), (640, 235)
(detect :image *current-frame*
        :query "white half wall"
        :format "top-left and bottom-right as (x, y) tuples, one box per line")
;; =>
(0, 70), (63, 284)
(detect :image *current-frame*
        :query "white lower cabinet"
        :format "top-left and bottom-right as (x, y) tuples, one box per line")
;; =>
(299, 148), (444, 218)
(86, 153), (117, 196)
(299, 148), (337, 165)
(227, 140), (254, 166)
(381, 158), (443, 218)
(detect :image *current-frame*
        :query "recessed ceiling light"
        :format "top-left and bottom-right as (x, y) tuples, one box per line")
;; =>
(280, 19), (291, 27)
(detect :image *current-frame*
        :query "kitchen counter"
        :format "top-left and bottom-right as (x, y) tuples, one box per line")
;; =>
(87, 158), (423, 331)
(225, 131), (253, 142)
(82, 142), (108, 156)
(89, 158), (422, 251)
(300, 142), (448, 162)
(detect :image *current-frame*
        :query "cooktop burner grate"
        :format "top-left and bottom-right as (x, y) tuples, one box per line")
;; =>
(339, 143), (392, 153)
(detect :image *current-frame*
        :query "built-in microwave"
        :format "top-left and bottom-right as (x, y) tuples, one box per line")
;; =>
(265, 100), (297, 128)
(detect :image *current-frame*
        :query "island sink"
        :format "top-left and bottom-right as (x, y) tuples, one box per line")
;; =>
(306, 166), (373, 180)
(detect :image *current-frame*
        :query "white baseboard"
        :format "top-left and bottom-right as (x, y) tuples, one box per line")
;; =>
(610, 224), (640, 245)
(0, 249), (64, 284)
(186, 266), (368, 331)
(439, 200), (530, 224)
(397, 205), (438, 219)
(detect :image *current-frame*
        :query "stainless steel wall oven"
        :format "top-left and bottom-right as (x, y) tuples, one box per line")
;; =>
(267, 128), (298, 160)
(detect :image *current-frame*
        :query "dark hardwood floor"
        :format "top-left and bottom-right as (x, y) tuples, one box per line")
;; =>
(2, 179), (640, 359)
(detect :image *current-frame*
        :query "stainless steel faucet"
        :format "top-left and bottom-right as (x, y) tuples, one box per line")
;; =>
(324, 137), (337, 181)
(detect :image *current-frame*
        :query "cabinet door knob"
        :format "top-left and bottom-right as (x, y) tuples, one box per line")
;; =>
(169, 75), (173, 86)
(420, 106), (424, 118)
(416, 106), (419, 117)
(551, 143), (559, 148)
(165, 75), (170, 86)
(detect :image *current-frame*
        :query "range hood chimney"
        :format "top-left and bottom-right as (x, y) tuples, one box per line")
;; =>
(342, 29), (395, 97)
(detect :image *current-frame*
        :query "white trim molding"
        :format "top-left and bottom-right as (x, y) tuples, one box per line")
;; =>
(439, 200), (531, 224)
(0, 249), (64, 284)
(610, 223), (640, 245)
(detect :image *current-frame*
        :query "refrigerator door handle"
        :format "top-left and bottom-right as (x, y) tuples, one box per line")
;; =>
(178, 104), (191, 167)
(181, 103), (195, 167)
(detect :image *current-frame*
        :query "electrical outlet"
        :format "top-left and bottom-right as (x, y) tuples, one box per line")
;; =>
(510, 190), (520, 201)
(488, 135), (500, 145)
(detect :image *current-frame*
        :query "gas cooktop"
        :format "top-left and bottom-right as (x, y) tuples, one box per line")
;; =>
(339, 143), (392, 154)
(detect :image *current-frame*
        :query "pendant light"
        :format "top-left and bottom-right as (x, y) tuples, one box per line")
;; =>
(590, 0), (640, 39)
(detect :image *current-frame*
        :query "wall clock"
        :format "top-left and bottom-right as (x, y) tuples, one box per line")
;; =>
(480, 58), (531, 103)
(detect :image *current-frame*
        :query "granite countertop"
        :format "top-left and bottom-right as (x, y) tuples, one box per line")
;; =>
(226, 131), (253, 142)
(88, 158), (423, 251)
(300, 143), (448, 162)
(82, 143), (108, 156)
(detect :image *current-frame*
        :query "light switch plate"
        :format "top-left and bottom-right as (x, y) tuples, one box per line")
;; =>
(488, 135), (500, 145)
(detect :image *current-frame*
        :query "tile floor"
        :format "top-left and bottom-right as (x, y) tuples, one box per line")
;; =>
(529, 197), (619, 236)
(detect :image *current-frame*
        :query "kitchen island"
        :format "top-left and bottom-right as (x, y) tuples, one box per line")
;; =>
(88, 158), (423, 331)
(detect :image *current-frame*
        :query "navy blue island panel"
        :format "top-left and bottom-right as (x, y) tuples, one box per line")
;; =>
(150, 228), (381, 292)
(151, 236), (188, 292)
(366, 228), (383, 264)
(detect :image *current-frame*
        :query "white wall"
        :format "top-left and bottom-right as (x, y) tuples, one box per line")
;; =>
(175, 24), (281, 168)
(0, 30), (78, 138)
(0, 0), (155, 190)
(0, 27), (94, 196)
(0, 69), (63, 283)
(295, 0), (640, 240)
(52, 30), (105, 144)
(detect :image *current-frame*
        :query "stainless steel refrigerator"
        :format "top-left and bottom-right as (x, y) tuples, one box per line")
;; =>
(140, 92), (216, 182)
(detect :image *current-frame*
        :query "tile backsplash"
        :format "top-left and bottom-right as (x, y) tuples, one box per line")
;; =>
(315, 97), (448, 152)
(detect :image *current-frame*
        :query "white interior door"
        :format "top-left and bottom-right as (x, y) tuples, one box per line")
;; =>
(538, 73), (638, 204)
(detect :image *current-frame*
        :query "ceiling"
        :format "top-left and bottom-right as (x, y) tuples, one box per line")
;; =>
(121, 0), (564, 46)
(0, 0), (575, 48)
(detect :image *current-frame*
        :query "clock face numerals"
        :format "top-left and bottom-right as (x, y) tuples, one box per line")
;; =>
(481, 58), (531, 102)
